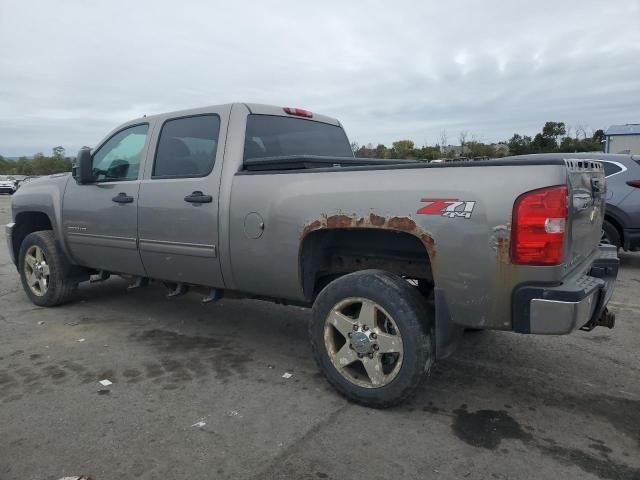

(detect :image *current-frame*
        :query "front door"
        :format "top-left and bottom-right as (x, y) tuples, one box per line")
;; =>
(62, 123), (150, 276)
(137, 112), (226, 287)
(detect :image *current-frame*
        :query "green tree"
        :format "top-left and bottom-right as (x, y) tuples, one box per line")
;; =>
(53, 146), (65, 159)
(391, 140), (415, 158)
(507, 134), (532, 155)
(542, 121), (566, 144)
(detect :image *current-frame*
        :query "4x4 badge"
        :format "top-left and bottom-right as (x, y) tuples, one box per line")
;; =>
(417, 198), (476, 219)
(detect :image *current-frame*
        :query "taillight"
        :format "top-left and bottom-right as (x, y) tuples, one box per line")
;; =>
(626, 180), (640, 188)
(283, 107), (313, 118)
(511, 185), (568, 265)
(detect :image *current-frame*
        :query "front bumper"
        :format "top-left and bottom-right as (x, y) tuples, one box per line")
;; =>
(5, 222), (16, 266)
(512, 245), (619, 334)
(0, 187), (15, 194)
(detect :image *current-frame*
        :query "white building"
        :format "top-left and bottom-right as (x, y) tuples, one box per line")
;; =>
(604, 124), (640, 154)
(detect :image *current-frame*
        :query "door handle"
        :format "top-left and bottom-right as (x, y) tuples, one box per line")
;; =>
(112, 192), (134, 204)
(184, 191), (213, 203)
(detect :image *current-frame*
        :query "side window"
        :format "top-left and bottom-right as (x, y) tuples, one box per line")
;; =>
(602, 162), (622, 177)
(153, 115), (220, 178)
(92, 124), (148, 182)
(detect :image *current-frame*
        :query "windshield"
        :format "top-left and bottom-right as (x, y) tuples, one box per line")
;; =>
(243, 115), (352, 160)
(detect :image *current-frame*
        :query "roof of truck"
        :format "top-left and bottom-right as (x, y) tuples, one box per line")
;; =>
(126, 103), (341, 127)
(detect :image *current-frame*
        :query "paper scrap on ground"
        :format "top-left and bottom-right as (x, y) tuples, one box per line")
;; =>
(192, 420), (206, 428)
(98, 379), (112, 387)
(282, 372), (293, 379)
(38, 321), (44, 325)
(78, 338), (85, 342)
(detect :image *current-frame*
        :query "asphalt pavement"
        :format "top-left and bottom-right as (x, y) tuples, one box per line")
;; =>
(0, 194), (638, 480)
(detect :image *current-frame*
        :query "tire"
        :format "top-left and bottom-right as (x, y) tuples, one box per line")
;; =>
(18, 231), (78, 307)
(309, 269), (435, 408)
(601, 219), (621, 250)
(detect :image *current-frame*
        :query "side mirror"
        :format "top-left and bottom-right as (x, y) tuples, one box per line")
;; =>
(73, 148), (94, 184)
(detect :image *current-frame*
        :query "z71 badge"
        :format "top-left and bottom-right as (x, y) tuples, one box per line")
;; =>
(417, 198), (477, 219)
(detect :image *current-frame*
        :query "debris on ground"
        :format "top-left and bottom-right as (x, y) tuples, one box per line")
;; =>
(98, 379), (112, 387)
(191, 420), (206, 428)
(37, 321), (44, 325)
(282, 372), (293, 379)
(78, 338), (85, 342)
(225, 410), (242, 418)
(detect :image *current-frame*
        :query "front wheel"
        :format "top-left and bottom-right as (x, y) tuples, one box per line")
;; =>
(19, 231), (78, 307)
(309, 270), (435, 408)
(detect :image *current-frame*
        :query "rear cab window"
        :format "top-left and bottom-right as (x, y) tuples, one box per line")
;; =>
(243, 115), (352, 161)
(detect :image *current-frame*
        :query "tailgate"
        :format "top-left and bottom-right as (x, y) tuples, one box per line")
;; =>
(565, 159), (606, 268)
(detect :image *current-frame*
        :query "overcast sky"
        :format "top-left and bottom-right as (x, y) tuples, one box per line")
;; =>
(1, 0), (639, 156)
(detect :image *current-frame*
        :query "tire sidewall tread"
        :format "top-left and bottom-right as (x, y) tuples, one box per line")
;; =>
(310, 269), (435, 408)
(18, 231), (77, 307)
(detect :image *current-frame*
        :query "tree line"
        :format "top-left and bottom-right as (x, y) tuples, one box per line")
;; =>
(0, 146), (73, 176)
(1, 121), (606, 174)
(352, 121), (605, 161)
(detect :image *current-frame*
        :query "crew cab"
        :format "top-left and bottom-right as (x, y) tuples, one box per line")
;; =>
(5, 103), (619, 407)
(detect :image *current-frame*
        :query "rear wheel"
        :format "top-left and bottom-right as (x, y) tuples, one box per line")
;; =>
(309, 270), (435, 408)
(19, 231), (78, 306)
(601, 219), (621, 249)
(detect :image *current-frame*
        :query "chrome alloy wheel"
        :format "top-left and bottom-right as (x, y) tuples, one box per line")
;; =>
(24, 245), (50, 296)
(323, 297), (403, 388)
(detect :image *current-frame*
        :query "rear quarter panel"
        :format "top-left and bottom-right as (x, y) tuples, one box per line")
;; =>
(227, 163), (568, 329)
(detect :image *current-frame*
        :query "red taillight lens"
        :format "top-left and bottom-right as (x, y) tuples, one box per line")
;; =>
(511, 185), (568, 265)
(283, 107), (313, 118)
(626, 180), (640, 188)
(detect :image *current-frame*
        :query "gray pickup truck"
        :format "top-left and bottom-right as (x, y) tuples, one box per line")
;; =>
(5, 103), (619, 407)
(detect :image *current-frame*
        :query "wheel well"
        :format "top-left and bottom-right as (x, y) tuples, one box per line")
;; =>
(604, 214), (624, 244)
(12, 211), (53, 262)
(300, 229), (433, 300)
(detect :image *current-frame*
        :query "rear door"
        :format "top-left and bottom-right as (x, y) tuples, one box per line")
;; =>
(137, 108), (228, 287)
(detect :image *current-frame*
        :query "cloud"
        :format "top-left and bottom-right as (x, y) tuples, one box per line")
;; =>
(1, 0), (639, 155)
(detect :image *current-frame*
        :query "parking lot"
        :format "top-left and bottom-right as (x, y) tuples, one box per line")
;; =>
(0, 194), (638, 480)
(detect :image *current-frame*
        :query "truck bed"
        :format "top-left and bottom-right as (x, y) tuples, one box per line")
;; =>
(242, 154), (570, 173)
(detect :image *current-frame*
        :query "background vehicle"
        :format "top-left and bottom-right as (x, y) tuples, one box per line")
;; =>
(599, 155), (640, 251)
(0, 176), (17, 195)
(5, 103), (618, 407)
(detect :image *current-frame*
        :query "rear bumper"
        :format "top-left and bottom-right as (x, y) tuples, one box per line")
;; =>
(5, 222), (16, 266)
(624, 228), (640, 251)
(512, 245), (619, 334)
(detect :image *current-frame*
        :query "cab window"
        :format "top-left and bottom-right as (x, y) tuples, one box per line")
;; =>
(92, 124), (149, 182)
(152, 115), (220, 178)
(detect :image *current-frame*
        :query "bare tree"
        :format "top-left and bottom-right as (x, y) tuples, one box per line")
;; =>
(440, 130), (448, 154)
(575, 123), (587, 140)
(565, 124), (573, 140)
(458, 130), (468, 156)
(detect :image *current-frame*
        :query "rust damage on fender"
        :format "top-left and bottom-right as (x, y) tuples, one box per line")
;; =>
(369, 213), (386, 226)
(302, 213), (437, 267)
(388, 216), (417, 231)
(496, 237), (511, 264)
(326, 214), (352, 229)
